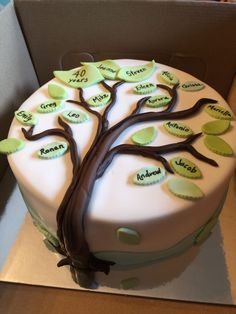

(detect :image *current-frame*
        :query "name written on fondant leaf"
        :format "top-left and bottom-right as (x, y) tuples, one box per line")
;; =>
(15, 110), (38, 126)
(133, 166), (166, 185)
(38, 141), (68, 159)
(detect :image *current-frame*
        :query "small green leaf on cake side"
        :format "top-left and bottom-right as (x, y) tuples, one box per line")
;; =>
(160, 70), (179, 85)
(170, 157), (202, 179)
(38, 141), (68, 159)
(117, 60), (156, 82)
(15, 110), (38, 126)
(131, 126), (157, 145)
(87, 92), (111, 107)
(145, 95), (171, 108)
(133, 166), (166, 185)
(133, 82), (157, 94)
(62, 110), (89, 123)
(202, 120), (230, 135)
(116, 227), (141, 245)
(0, 138), (25, 154)
(167, 178), (204, 200)
(204, 104), (233, 120)
(37, 100), (64, 113)
(204, 135), (233, 156)
(81, 59), (120, 80)
(53, 64), (105, 88)
(48, 84), (68, 100)
(164, 121), (193, 138)
(180, 81), (205, 91)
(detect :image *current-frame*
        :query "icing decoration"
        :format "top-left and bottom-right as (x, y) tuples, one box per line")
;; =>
(160, 71), (179, 85)
(167, 178), (204, 200)
(48, 84), (68, 100)
(164, 121), (193, 138)
(120, 277), (139, 290)
(38, 141), (68, 159)
(133, 166), (166, 185)
(170, 157), (202, 179)
(195, 216), (218, 245)
(15, 110), (38, 126)
(145, 95), (171, 108)
(82, 59), (120, 80)
(133, 82), (157, 94)
(116, 227), (141, 245)
(205, 104), (233, 120)
(117, 60), (156, 82)
(37, 100), (64, 113)
(62, 110), (89, 123)
(180, 81), (205, 91)
(0, 138), (25, 154)
(131, 127), (157, 145)
(202, 120), (230, 135)
(204, 135), (233, 156)
(87, 92), (111, 107)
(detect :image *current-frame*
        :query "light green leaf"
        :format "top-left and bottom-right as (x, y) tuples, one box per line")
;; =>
(168, 178), (204, 200)
(202, 120), (230, 135)
(160, 71), (179, 85)
(116, 227), (141, 245)
(145, 95), (171, 108)
(180, 81), (205, 91)
(82, 59), (120, 80)
(62, 110), (89, 123)
(48, 84), (68, 100)
(170, 157), (202, 179)
(38, 141), (68, 159)
(131, 126), (157, 145)
(133, 166), (166, 185)
(87, 92), (111, 107)
(204, 135), (233, 156)
(133, 82), (157, 94)
(164, 121), (193, 138)
(37, 100), (64, 113)
(0, 138), (25, 154)
(15, 110), (38, 126)
(204, 104), (233, 120)
(117, 60), (156, 82)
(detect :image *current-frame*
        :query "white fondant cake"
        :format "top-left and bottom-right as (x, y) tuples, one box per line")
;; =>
(6, 59), (236, 289)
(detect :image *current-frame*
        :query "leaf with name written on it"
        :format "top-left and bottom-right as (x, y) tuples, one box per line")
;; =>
(117, 60), (156, 82)
(168, 178), (204, 200)
(81, 60), (120, 80)
(87, 92), (111, 107)
(38, 141), (68, 159)
(164, 121), (193, 138)
(145, 95), (171, 108)
(204, 104), (233, 120)
(62, 110), (89, 124)
(202, 120), (230, 135)
(133, 82), (157, 94)
(131, 126), (157, 145)
(54, 64), (105, 88)
(204, 135), (233, 156)
(170, 157), (202, 179)
(133, 166), (166, 185)
(0, 138), (25, 154)
(180, 81), (205, 91)
(48, 84), (68, 100)
(160, 71), (179, 85)
(15, 110), (38, 126)
(37, 100), (64, 113)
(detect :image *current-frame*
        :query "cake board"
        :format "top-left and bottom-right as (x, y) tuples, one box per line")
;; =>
(0, 169), (236, 305)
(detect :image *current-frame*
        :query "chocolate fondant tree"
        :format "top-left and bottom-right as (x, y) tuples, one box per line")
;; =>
(21, 60), (220, 288)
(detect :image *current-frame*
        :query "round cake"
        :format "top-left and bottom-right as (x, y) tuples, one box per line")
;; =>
(4, 59), (236, 289)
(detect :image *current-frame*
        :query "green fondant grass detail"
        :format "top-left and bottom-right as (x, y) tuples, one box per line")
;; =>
(167, 178), (204, 200)
(170, 157), (202, 179)
(180, 81), (205, 91)
(15, 110), (38, 126)
(37, 100), (64, 113)
(204, 104), (233, 120)
(0, 138), (25, 154)
(131, 126), (157, 145)
(54, 64), (104, 89)
(145, 95), (171, 108)
(87, 92), (111, 107)
(202, 120), (230, 135)
(120, 277), (139, 290)
(160, 70), (179, 85)
(38, 141), (68, 159)
(194, 216), (218, 245)
(204, 135), (233, 156)
(117, 227), (141, 245)
(133, 82), (157, 94)
(82, 59), (120, 80)
(117, 60), (156, 82)
(48, 84), (68, 100)
(164, 121), (193, 138)
(133, 166), (166, 185)
(62, 110), (89, 123)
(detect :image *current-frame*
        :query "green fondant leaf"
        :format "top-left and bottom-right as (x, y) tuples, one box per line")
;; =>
(120, 277), (139, 290)
(205, 104), (233, 120)
(164, 121), (193, 138)
(170, 157), (202, 179)
(38, 141), (68, 159)
(54, 64), (104, 88)
(133, 166), (166, 185)
(37, 100), (64, 113)
(48, 84), (68, 100)
(15, 110), (38, 126)
(131, 126), (157, 145)
(0, 138), (25, 154)
(133, 82), (157, 94)
(82, 59), (120, 80)
(167, 178), (204, 200)
(87, 92), (111, 107)
(145, 95), (171, 108)
(117, 60), (156, 82)
(117, 227), (141, 245)
(62, 110), (89, 123)
(160, 71), (179, 85)
(180, 81), (205, 91)
(202, 120), (230, 135)
(204, 135), (233, 156)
